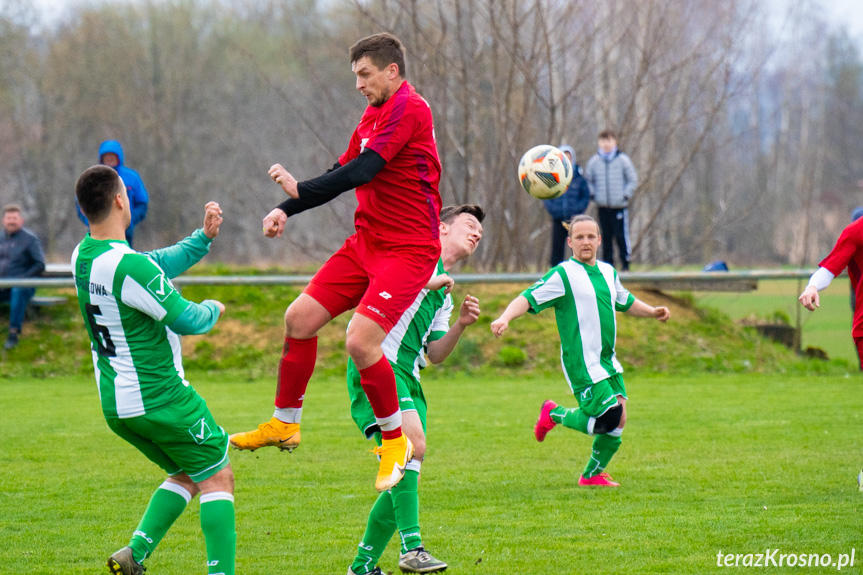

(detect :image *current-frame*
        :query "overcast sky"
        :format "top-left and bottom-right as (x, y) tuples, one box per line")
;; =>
(25, 0), (863, 45)
(825, 0), (863, 39)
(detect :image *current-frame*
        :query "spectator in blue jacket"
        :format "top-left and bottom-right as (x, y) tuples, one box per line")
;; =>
(1, 205), (45, 350)
(76, 140), (148, 247)
(584, 130), (638, 270)
(543, 145), (590, 265)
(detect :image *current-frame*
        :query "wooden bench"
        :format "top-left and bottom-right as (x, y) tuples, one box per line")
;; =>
(25, 295), (68, 318)
(0, 294), (67, 321)
(43, 263), (73, 277)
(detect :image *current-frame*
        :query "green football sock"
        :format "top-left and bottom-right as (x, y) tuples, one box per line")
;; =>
(392, 466), (422, 553)
(582, 432), (622, 478)
(200, 493), (236, 575)
(129, 482), (190, 563)
(351, 492), (397, 574)
(550, 406), (591, 434)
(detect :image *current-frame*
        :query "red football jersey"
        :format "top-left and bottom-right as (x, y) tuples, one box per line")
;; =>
(819, 218), (863, 336)
(339, 81), (442, 243)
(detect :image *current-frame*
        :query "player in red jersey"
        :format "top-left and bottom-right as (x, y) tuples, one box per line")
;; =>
(799, 217), (863, 370)
(800, 215), (863, 490)
(230, 33), (442, 493)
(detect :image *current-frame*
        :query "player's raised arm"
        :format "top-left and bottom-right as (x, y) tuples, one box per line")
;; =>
(492, 266), (566, 338)
(265, 151), (387, 237)
(491, 295), (531, 338)
(427, 294), (480, 363)
(146, 202), (223, 277)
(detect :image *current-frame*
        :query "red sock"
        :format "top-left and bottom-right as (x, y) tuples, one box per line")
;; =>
(359, 356), (401, 439)
(275, 336), (317, 409)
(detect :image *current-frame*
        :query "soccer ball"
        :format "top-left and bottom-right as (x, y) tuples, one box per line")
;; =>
(517, 145), (573, 200)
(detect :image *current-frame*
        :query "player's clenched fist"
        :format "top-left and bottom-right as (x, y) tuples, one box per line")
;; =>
(458, 295), (481, 327)
(202, 201), (223, 239)
(262, 208), (288, 239)
(204, 299), (226, 317)
(268, 164), (299, 199)
(425, 273), (454, 295)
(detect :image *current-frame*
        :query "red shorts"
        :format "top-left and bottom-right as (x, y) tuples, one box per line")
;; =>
(304, 232), (440, 333)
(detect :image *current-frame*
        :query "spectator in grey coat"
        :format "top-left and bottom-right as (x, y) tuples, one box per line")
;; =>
(584, 129), (638, 270)
(0, 204), (46, 350)
(543, 145), (590, 265)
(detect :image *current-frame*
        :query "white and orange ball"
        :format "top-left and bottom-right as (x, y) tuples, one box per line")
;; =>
(517, 145), (573, 200)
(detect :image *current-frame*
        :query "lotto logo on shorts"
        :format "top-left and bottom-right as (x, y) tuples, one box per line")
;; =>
(366, 305), (387, 319)
(379, 291), (393, 299)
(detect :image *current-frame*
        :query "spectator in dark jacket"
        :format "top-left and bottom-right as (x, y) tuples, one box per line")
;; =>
(584, 129), (638, 270)
(76, 140), (149, 247)
(543, 145), (590, 265)
(0, 204), (46, 350)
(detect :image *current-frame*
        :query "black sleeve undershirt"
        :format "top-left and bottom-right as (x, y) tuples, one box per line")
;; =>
(275, 150), (387, 217)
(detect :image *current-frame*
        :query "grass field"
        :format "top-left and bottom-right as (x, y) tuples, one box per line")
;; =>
(2, 371), (861, 574)
(2, 280), (852, 382)
(695, 278), (857, 366)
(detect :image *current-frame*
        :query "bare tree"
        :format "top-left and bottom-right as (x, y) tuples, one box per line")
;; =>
(2, 0), (862, 270)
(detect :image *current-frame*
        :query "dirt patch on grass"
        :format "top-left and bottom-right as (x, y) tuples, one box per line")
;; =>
(185, 319), (283, 351)
(630, 288), (700, 322)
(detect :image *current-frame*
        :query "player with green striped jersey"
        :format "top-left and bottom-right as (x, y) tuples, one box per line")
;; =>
(492, 215), (669, 487)
(73, 165), (236, 575)
(75, 231), (218, 418)
(347, 258), (451, 437)
(347, 205), (484, 575)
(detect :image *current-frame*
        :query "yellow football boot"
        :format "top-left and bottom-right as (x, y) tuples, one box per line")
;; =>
(229, 418), (300, 452)
(373, 433), (414, 492)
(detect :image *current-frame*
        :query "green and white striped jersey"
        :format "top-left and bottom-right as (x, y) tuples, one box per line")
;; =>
(381, 259), (453, 380)
(522, 258), (635, 391)
(72, 231), (212, 418)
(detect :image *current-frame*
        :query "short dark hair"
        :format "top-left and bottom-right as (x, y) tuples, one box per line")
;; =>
(3, 204), (21, 215)
(564, 214), (600, 235)
(440, 204), (485, 225)
(350, 33), (407, 78)
(76, 165), (123, 224)
(598, 129), (617, 141)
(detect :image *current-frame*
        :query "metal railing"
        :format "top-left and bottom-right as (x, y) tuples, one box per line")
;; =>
(0, 268), (816, 290)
